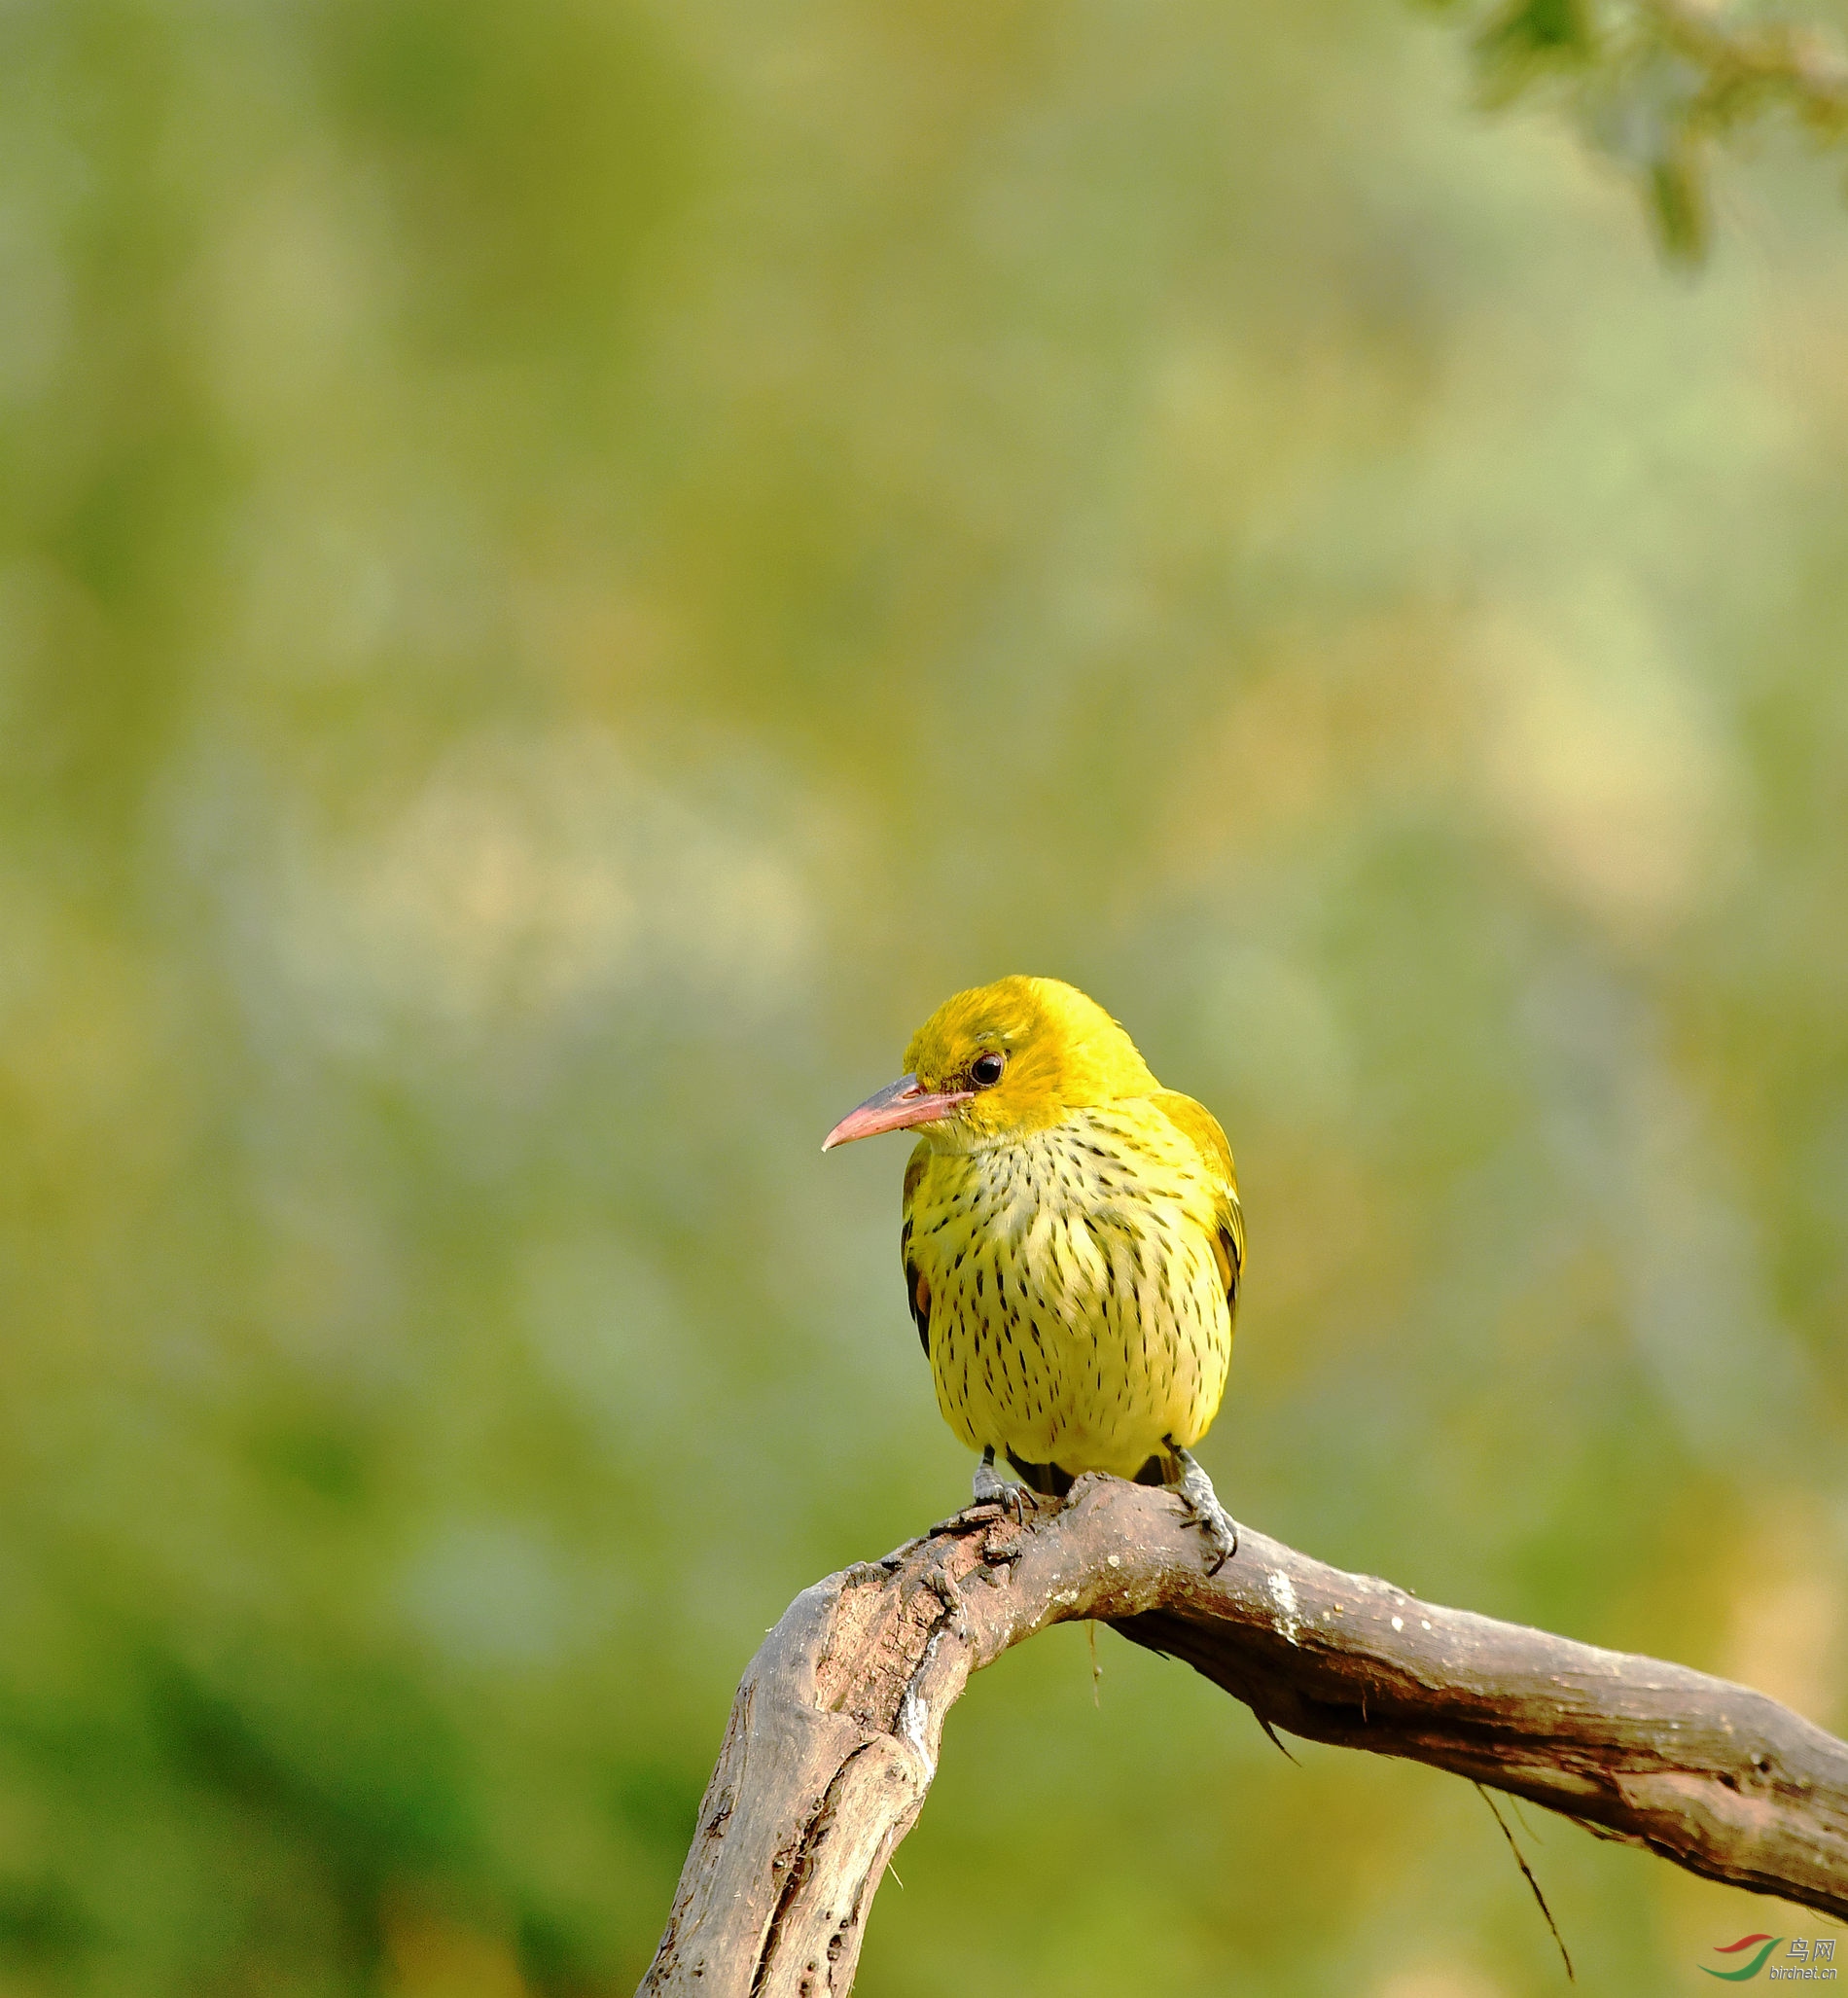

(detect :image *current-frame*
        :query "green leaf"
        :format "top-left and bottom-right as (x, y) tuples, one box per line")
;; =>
(1649, 145), (1712, 265)
(1477, 0), (1594, 66)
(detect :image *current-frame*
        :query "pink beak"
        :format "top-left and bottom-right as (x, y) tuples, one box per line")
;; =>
(821, 1074), (974, 1151)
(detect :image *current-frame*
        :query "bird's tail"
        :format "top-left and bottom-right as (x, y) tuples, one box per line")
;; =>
(1005, 1451), (1171, 1494)
(1005, 1450), (1075, 1497)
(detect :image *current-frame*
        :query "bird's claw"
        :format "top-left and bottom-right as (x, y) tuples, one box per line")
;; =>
(1189, 1503), (1239, 1576)
(972, 1453), (1034, 1527)
(1168, 1443), (1239, 1575)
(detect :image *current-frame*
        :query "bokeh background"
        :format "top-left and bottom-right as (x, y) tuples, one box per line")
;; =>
(4, 1), (1847, 1993)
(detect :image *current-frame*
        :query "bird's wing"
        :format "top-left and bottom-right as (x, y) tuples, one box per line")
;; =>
(900, 1140), (932, 1358)
(1149, 1089), (1244, 1310)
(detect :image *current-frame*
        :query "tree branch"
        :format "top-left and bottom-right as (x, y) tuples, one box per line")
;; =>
(1439, 0), (1848, 261)
(1642, 0), (1848, 137)
(638, 1474), (1848, 1997)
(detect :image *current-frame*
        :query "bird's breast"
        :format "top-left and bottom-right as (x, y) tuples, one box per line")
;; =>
(906, 1105), (1232, 1476)
(930, 1109), (1205, 1255)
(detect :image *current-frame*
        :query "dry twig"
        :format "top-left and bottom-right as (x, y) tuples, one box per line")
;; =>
(640, 1474), (1848, 1997)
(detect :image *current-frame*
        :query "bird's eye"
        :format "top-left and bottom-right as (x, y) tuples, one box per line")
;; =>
(971, 1051), (1006, 1088)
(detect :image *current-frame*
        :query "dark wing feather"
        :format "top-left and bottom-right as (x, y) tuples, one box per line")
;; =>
(901, 1142), (931, 1359)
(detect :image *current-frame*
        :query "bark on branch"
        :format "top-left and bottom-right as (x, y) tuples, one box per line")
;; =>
(639, 1475), (1848, 1996)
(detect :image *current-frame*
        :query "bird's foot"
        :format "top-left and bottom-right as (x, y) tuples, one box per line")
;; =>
(971, 1445), (1034, 1526)
(1166, 1441), (1239, 1575)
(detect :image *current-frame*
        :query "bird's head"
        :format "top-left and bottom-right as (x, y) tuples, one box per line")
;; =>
(822, 975), (1157, 1154)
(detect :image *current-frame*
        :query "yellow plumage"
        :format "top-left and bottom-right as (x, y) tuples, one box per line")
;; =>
(825, 976), (1243, 1545)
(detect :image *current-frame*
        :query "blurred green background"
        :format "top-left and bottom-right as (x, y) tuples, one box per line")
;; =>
(3, 1), (1847, 1993)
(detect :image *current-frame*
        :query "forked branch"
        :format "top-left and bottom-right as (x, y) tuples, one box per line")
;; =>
(639, 1475), (1848, 1996)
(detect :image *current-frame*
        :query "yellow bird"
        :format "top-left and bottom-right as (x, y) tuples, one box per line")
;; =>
(823, 975), (1243, 1566)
